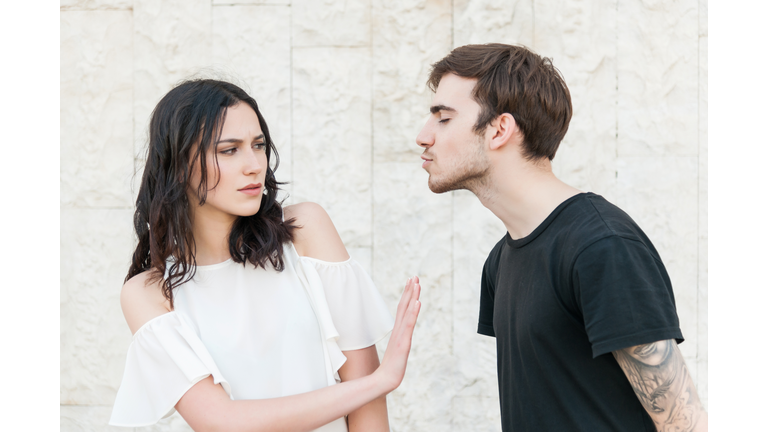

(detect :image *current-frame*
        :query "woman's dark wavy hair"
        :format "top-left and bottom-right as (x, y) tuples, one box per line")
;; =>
(126, 79), (297, 308)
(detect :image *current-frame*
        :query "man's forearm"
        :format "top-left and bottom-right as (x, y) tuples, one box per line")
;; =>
(613, 340), (707, 432)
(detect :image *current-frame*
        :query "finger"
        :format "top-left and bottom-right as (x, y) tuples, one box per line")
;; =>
(401, 283), (421, 331)
(411, 280), (421, 302)
(394, 277), (411, 322)
(395, 299), (420, 355)
(404, 281), (420, 314)
(389, 283), (417, 349)
(395, 277), (414, 323)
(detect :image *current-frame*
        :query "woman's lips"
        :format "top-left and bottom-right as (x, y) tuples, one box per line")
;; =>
(238, 183), (262, 196)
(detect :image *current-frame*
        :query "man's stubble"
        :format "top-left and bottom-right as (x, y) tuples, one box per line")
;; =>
(427, 133), (491, 195)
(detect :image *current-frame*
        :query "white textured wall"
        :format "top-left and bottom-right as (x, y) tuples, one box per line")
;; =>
(60, 1), (708, 430)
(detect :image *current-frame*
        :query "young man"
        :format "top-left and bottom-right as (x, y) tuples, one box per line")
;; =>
(416, 44), (707, 431)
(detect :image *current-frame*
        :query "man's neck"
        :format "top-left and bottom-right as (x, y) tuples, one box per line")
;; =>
(472, 159), (581, 240)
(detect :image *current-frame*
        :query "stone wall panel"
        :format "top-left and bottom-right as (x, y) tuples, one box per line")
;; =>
(61, 0), (132, 10)
(61, 11), (134, 209)
(133, 0), (212, 166)
(617, 0), (698, 156)
(373, 163), (453, 431)
(696, 0), (708, 408)
(453, 0), (533, 47)
(535, 0), (618, 197)
(451, 396), (502, 432)
(212, 5), (292, 188)
(213, 0), (289, 4)
(60, 405), (129, 432)
(292, 47), (372, 248)
(451, 190), (505, 402)
(372, 0), (452, 164)
(292, 0), (370, 47)
(61, 209), (134, 405)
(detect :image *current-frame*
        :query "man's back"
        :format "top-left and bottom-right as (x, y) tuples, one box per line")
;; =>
(478, 193), (682, 431)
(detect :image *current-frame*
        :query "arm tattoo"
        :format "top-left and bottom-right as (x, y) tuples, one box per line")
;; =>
(613, 340), (706, 432)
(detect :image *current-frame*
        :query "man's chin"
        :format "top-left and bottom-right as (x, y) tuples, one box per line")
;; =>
(427, 177), (460, 194)
(428, 172), (486, 195)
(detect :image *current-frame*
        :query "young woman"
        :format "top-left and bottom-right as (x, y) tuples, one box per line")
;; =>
(109, 79), (421, 431)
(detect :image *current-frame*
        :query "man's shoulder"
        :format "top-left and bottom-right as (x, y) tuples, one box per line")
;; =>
(559, 193), (647, 244)
(588, 194), (654, 243)
(561, 194), (662, 264)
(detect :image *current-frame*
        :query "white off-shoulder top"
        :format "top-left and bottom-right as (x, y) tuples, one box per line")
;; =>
(109, 243), (394, 431)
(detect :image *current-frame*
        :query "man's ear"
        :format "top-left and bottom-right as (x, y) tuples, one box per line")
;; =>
(488, 113), (520, 151)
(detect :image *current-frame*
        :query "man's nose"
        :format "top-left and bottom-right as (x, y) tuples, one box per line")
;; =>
(416, 123), (434, 148)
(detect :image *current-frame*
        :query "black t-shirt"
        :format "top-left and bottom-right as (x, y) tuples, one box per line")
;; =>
(478, 193), (683, 431)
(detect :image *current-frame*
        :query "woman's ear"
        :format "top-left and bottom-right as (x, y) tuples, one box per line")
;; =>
(488, 113), (521, 151)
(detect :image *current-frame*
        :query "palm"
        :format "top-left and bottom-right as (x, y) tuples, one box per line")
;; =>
(377, 276), (421, 392)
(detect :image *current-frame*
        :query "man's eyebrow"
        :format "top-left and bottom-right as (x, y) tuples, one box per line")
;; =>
(430, 104), (456, 114)
(215, 134), (265, 144)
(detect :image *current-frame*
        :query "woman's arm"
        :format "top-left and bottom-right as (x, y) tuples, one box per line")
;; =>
(339, 347), (389, 432)
(175, 275), (420, 432)
(287, 201), (392, 430)
(120, 202), (418, 431)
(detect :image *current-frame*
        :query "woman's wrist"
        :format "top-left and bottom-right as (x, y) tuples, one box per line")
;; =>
(369, 367), (398, 396)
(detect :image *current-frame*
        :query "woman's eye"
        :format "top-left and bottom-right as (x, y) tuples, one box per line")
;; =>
(439, 118), (450, 124)
(253, 141), (266, 150)
(220, 147), (236, 155)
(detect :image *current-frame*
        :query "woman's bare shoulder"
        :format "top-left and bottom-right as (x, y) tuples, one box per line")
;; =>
(283, 201), (326, 224)
(283, 202), (349, 262)
(120, 270), (172, 335)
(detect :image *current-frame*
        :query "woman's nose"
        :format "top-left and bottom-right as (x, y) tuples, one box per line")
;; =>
(243, 150), (263, 174)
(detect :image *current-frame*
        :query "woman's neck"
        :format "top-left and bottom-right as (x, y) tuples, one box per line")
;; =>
(189, 208), (237, 266)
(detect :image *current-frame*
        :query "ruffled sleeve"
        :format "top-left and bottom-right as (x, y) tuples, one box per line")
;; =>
(301, 257), (394, 351)
(109, 312), (232, 427)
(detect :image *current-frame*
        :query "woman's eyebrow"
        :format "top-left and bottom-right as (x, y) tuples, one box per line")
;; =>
(215, 134), (265, 144)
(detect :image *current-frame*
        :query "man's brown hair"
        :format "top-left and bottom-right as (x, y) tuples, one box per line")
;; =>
(428, 43), (572, 160)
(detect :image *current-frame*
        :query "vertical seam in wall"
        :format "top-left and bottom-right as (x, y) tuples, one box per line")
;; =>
(131, 5), (137, 205)
(451, 198), (455, 362)
(695, 0), (699, 365)
(696, 0), (702, 371)
(615, 0), (619, 162)
(209, 1), (214, 86)
(450, 5), (456, 427)
(451, 0), (454, 48)
(369, 0), (375, 280)
(289, 2), (294, 202)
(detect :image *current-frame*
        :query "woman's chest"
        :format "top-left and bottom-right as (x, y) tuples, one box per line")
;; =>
(174, 263), (324, 360)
